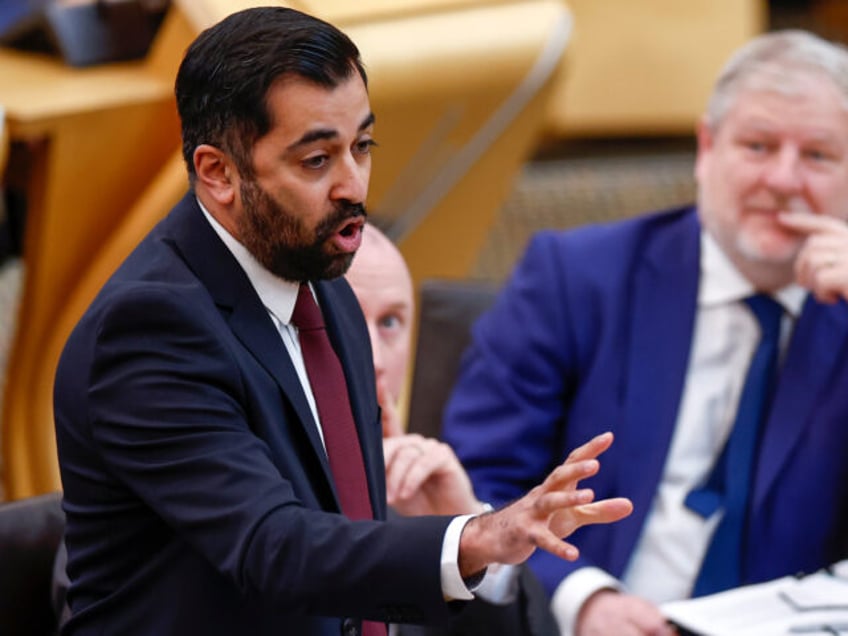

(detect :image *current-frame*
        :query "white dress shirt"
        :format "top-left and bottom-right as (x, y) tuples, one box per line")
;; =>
(197, 202), (482, 602)
(552, 231), (807, 635)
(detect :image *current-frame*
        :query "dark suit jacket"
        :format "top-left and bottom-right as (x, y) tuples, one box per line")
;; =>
(443, 206), (848, 597)
(54, 193), (454, 635)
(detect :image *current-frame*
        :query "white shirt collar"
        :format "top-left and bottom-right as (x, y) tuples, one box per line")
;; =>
(197, 198), (300, 325)
(699, 231), (807, 318)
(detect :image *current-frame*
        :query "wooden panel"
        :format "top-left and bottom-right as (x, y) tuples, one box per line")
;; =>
(1, 10), (195, 499)
(545, 0), (767, 137)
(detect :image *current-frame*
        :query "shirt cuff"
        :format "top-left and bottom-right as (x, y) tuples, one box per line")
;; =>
(474, 562), (521, 604)
(440, 514), (477, 600)
(551, 566), (623, 636)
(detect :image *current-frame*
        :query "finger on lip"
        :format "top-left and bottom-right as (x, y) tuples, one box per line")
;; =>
(776, 211), (829, 233)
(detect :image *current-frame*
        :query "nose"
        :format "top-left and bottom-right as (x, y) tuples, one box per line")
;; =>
(763, 146), (803, 195)
(331, 154), (369, 204)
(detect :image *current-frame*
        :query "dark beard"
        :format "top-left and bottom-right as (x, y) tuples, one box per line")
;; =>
(238, 179), (366, 282)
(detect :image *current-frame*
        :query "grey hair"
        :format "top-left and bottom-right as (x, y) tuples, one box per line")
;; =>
(705, 29), (848, 130)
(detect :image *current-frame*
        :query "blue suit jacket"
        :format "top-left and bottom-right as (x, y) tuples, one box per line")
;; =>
(54, 194), (454, 635)
(443, 206), (848, 597)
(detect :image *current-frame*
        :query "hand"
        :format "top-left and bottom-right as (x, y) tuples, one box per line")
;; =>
(377, 377), (404, 438)
(457, 432), (633, 577)
(384, 434), (484, 516)
(577, 590), (677, 636)
(778, 212), (848, 303)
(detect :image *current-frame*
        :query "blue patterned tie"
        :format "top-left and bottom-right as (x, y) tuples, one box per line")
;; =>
(685, 293), (783, 597)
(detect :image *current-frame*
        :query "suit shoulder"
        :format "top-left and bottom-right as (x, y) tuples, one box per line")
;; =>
(527, 205), (697, 257)
(505, 205), (698, 299)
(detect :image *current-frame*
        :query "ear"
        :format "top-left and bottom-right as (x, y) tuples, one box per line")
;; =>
(694, 116), (714, 183)
(193, 144), (237, 206)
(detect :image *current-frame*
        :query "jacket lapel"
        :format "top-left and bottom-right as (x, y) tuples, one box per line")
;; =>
(753, 297), (848, 509)
(611, 210), (701, 571)
(226, 293), (329, 462)
(166, 194), (336, 497)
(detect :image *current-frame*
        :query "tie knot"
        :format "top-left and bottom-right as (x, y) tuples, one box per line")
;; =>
(744, 293), (783, 342)
(291, 284), (324, 331)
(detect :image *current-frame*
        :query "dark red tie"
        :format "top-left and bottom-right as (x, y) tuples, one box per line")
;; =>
(292, 285), (386, 636)
(291, 284), (374, 521)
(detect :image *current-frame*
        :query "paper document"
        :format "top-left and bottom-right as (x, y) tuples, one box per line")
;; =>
(661, 561), (848, 635)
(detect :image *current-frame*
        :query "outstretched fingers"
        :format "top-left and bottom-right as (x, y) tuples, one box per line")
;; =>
(564, 431), (615, 463)
(539, 488), (633, 540)
(568, 497), (634, 530)
(532, 433), (633, 560)
(520, 496), (633, 562)
(527, 476), (633, 560)
(458, 431), (632, 573)
(543, 456), (600, 494)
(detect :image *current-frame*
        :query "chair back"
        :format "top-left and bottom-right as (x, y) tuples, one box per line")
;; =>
(0, 492), (64, 636)
(407, 279), (497, 439)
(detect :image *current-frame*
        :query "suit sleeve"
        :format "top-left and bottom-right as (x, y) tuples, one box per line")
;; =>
(83, 285), (452, 622)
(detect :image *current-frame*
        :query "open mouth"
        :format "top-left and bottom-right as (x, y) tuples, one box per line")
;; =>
(331, 216), (365, 253)
(338, 216), (364, 238)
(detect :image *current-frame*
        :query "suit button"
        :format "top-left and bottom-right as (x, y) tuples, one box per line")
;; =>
(341, 617), (360, 636)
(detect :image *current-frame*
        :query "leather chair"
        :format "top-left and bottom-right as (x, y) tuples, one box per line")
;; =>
(0, 491), (64, 636)
(407, 279), (498, 440)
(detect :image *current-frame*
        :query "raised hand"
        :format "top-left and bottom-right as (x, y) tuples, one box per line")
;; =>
(457, 432), (633, 577)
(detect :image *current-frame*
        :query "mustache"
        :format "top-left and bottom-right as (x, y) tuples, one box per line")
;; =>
(336, 200), (367, 220)
(315, 201), (367, 240)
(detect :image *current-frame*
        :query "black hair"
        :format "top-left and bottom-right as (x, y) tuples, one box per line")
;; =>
(175, 7), (367, 182)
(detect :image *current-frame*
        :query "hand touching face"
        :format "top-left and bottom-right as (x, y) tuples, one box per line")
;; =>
(777, 211), (848, 303)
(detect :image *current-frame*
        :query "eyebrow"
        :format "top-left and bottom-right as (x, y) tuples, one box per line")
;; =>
(287, 112), (376, 152)
(381, 300), (411, 313)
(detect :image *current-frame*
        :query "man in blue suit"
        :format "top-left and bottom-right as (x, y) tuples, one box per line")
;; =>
(52, 7), (632, 636)
(443, 29), (848, 636)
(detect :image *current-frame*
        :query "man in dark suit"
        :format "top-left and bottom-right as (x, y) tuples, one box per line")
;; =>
(442, 29), (848, 635)
(52, 7), (632, 635)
